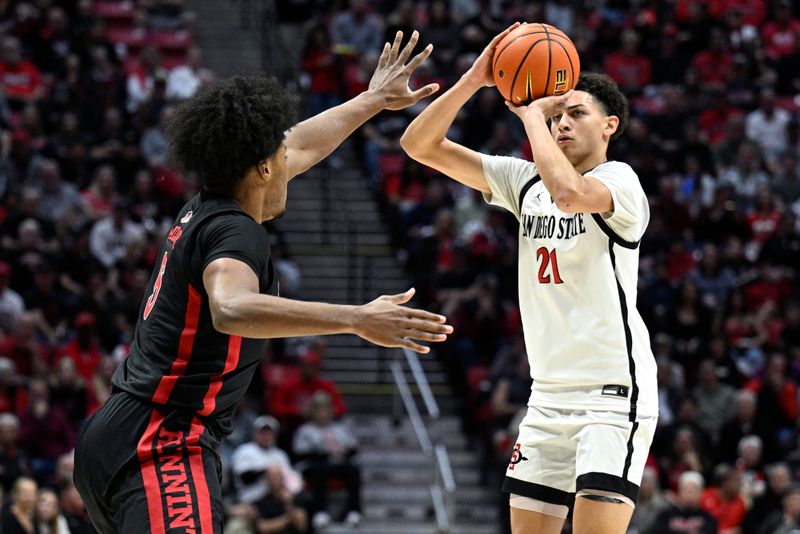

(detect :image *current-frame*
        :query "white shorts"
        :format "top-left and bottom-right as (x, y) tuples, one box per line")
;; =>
(502, 405), (657, 508)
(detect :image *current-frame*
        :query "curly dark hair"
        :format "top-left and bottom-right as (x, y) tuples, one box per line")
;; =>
(166, 74), (299, 191)
(575, 73), (629, 140)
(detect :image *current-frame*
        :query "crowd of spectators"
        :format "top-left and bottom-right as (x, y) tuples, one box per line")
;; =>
(2, 0), (800, 533)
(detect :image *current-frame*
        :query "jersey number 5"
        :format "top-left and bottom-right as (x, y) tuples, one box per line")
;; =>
(143, 225), (184, 320)
(143, 251), (168, 320)
(536, 247), (564, 284)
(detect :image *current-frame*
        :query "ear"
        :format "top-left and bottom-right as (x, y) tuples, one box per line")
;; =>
(605, 115), (620, 138)
(258, 159), (271, 180)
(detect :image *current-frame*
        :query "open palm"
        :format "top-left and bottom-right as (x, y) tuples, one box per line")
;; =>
(368, 30), (439, 110)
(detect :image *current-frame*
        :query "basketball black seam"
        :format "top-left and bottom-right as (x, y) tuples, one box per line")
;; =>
(543, 23), (552, 98)
(492, 28), (570, 72)
(508, 37), (549, 104)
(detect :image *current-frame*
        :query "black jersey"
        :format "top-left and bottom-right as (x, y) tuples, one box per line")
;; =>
(111, 189), (277, 436)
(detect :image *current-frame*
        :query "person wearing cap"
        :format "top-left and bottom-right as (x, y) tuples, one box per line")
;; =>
(268, 346), (346, 432)
(232, 415), (303, 505)
(292, 391), (361, 529)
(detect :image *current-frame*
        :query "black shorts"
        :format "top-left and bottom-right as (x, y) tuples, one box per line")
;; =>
(74, 392), (224, 534)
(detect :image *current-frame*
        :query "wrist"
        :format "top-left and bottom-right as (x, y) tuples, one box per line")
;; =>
(459, 72), (485, 92)
(343, 305), (362, 335)
(360, 89), (390, 112)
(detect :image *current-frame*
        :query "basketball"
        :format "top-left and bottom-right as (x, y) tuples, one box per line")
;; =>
(492, 23), (581, 105)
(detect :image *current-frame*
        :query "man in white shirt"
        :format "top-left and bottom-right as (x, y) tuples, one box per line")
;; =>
(231, 415), (303, 505)
(0, 262), (23, 331)
(401, 23), (657, 534)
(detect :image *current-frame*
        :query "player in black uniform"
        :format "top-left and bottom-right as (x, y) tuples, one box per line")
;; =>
(74, 31), (449, 534)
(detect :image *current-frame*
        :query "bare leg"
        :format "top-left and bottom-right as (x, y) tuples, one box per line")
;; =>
(510, 507), (565, 534)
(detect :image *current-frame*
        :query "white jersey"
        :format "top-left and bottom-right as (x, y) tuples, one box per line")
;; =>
(482, 155), (657, 418)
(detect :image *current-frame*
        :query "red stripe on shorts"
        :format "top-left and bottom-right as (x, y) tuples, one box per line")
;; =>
(198, 335), (241, 416)
(152, 285), (202, 404)
(137, 409), (166, 534)
(187, 418), (214, 534)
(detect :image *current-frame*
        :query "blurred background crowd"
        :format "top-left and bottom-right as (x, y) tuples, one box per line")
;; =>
(0, 0), (799, 532)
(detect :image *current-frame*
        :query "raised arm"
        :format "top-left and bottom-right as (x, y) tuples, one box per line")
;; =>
(203, 257), (452, 354)
(400, 23), (520, 193)
(285, 30), (439, 180)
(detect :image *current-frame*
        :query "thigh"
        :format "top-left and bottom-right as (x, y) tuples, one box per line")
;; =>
(574, 413), (657, 505)
(502, 406), (576, 508)
(510, 506), (565, 534)
(572, 494), (633, 534)
(116, 409), (224, 534)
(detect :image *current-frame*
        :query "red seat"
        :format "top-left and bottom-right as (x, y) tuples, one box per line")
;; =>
(93, 1), (135, 20)
(152, 29), (192, 51)
(106, 27), (148, 50)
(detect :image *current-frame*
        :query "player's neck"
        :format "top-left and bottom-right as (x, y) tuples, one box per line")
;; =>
(230, 177), (266, 223)
(574, 151), (608, 175)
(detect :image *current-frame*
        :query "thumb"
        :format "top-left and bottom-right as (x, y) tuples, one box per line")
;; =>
(389, 287), (415, 304)
(410, 83), (440, 102)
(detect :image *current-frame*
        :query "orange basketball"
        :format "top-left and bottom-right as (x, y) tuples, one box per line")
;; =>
(492, 23), (580, 105)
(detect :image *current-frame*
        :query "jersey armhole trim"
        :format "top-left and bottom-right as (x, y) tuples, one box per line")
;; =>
(591, 213), (639, 249)
(517, 174), (541, 213)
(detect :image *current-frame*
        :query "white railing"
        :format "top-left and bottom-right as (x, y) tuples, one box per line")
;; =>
(391, 348), (455, 533)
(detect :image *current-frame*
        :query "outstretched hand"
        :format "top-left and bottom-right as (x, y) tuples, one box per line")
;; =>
(354, 288), (453, 354)
(464, 22), (521, 88)
(368, 30), (440, 110)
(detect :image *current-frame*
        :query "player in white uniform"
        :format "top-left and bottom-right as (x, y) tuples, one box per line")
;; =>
(400, 23), (657, 534)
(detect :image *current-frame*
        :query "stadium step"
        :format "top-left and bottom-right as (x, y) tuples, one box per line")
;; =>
(188, 0), (264, 75)
(268, 146), (498, 532)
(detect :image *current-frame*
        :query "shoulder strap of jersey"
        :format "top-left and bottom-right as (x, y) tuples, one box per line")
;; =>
(518, 174), (541, 213)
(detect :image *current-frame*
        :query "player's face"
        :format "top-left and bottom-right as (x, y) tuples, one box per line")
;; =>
(263, 143), (289, 221)
(549, 91), (615, 166)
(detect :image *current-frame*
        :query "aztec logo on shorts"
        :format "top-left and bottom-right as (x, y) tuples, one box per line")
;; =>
(508, 443), (529, 471)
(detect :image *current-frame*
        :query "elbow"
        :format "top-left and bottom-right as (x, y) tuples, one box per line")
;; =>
(554, 188), (584, 213)
(210, 301), (239, 335)
(399, 131), (418, 156)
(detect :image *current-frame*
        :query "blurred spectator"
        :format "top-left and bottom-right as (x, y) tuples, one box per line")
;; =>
(80, 165), (116, 220)
(329, 0), (383, 57)
(0, 261), (24, 331)
(254, 466), (308, 534)
(231, 415), (303, 505)
(58, 483), (92, 534)
(604, 29), (651, 95)
(652, 471), (718, 534)
(745, 462), (793, 530)
(0, 36), (44, 110)
(36, 487), (69, 534)
(0, 413), (29, 493)
(165, 46), (212, 101)
(736, 434), (767, 500)
(0, 312), (48, 377)
(34, 159), (84, 225)
(301, 24), (341, 117)
(628, 466), (668, 534)
(758, 483), (800, 534)
(126, 46), (164, 113)
(2, 476), (38, 534)
(54, 312), (103, 384)
(745, 88), (790, 169)
(88, 199), (145, 269)
(18, 379), (73, 482)
(692, 359), (737, 445)
(269, 342), (346, 428)
(699, 463), (746, 533)
(292, 392), (361, 530)
(762, 1), (800, 61)
(48, 358), (88, 429)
